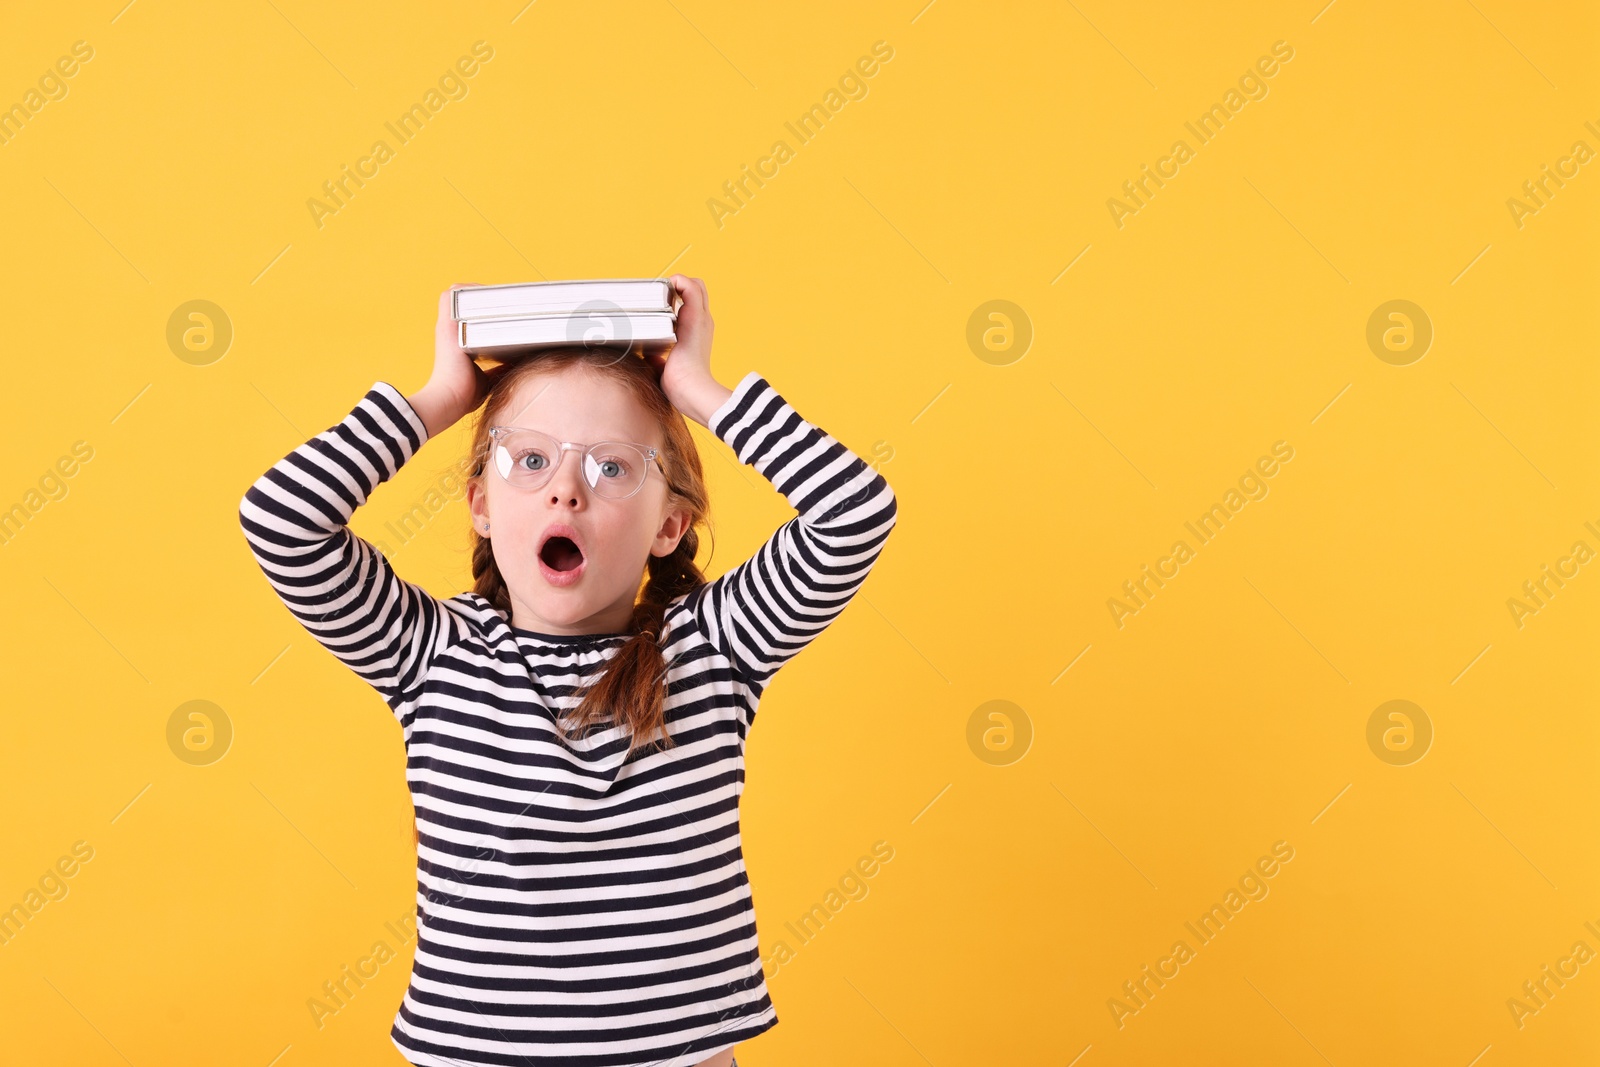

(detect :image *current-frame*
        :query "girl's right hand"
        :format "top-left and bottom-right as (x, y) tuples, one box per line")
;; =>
(414, 284), (511, 437)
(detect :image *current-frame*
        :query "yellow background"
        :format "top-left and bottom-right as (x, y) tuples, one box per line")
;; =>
(1, 1), (1596, 1064)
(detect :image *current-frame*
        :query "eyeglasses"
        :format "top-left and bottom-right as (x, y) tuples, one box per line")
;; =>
(487, 426), (666, 499)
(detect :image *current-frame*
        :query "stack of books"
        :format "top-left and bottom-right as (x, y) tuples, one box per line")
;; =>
(452, 279), (680, 357)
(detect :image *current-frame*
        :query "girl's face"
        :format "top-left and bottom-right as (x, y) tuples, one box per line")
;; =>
(467, 365), (691, 636)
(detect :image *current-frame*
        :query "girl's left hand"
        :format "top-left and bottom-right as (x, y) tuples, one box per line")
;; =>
(649, 275), (714, 407)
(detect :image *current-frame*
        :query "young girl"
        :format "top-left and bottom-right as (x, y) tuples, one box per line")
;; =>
(238, 275), (898, 1067)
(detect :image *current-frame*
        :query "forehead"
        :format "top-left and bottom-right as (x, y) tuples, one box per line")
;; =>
(500, 365), (658, 444)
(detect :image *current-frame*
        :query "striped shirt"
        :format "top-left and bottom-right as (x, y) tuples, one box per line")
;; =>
(238, 370), (897, 1067)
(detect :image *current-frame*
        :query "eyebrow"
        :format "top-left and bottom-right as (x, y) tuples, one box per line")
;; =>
(495, 425), (658, 447)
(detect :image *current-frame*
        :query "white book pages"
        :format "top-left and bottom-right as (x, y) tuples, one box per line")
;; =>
(460, 310), (677, 353)
(453, 279), (675, 319)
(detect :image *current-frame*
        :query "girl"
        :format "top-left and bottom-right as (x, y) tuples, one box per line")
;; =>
(238, 275), (898, 1067)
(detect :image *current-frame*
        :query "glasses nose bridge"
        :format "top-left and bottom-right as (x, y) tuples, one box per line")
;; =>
(544, 439), (592, 489)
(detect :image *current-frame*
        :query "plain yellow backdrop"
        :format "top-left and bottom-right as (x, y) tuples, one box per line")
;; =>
(0, 1), (1595, 1064)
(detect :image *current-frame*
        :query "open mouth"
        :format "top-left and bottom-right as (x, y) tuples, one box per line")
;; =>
(539, 535), (585, 573)
(540, 537), (585, 572)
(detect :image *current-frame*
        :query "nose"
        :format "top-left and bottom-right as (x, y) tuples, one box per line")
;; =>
(544, 446), (589, 506)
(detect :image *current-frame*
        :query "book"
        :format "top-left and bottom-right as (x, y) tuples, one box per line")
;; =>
(459, 309), (678, 355)
(453, 278), (680, 356)
(452, 278), (678, 320)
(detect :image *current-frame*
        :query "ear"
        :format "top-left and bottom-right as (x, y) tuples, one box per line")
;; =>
(651, 504), (694, 558)
(467, 477), (489, 531)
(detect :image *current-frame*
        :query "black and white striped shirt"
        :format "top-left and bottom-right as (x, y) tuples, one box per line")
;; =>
(238, 370), (897, 1067)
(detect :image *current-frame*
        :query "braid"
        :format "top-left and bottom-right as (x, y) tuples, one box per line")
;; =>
(470, 528), (511, 616)
(634, 528), (702, 634)
(560, 530), (705, 758)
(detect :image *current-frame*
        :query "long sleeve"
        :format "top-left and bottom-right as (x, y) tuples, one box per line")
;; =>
(683, 370), (898, 696)
(238, 381), (460, 722)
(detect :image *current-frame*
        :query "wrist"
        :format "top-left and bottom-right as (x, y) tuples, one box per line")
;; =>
(405, 383), (459, 440)
(674, 377), (734, 427)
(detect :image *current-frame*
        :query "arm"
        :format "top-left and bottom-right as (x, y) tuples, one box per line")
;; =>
(238, 285), (507, 720)
(683, 370), (898, 696)
(238, 382), (461, 721)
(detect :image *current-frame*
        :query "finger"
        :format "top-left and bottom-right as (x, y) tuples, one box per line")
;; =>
(675, 277), (704, 312)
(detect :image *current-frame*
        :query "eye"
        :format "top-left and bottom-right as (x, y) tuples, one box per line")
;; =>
(593, 454), (629, 479)
(515, 448), (551, 472)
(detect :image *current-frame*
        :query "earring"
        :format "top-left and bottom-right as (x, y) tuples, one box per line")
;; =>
(483, 523), (490, 532)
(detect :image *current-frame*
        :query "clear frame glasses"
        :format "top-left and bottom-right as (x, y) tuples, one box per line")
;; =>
(487, 426), (666, 500)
